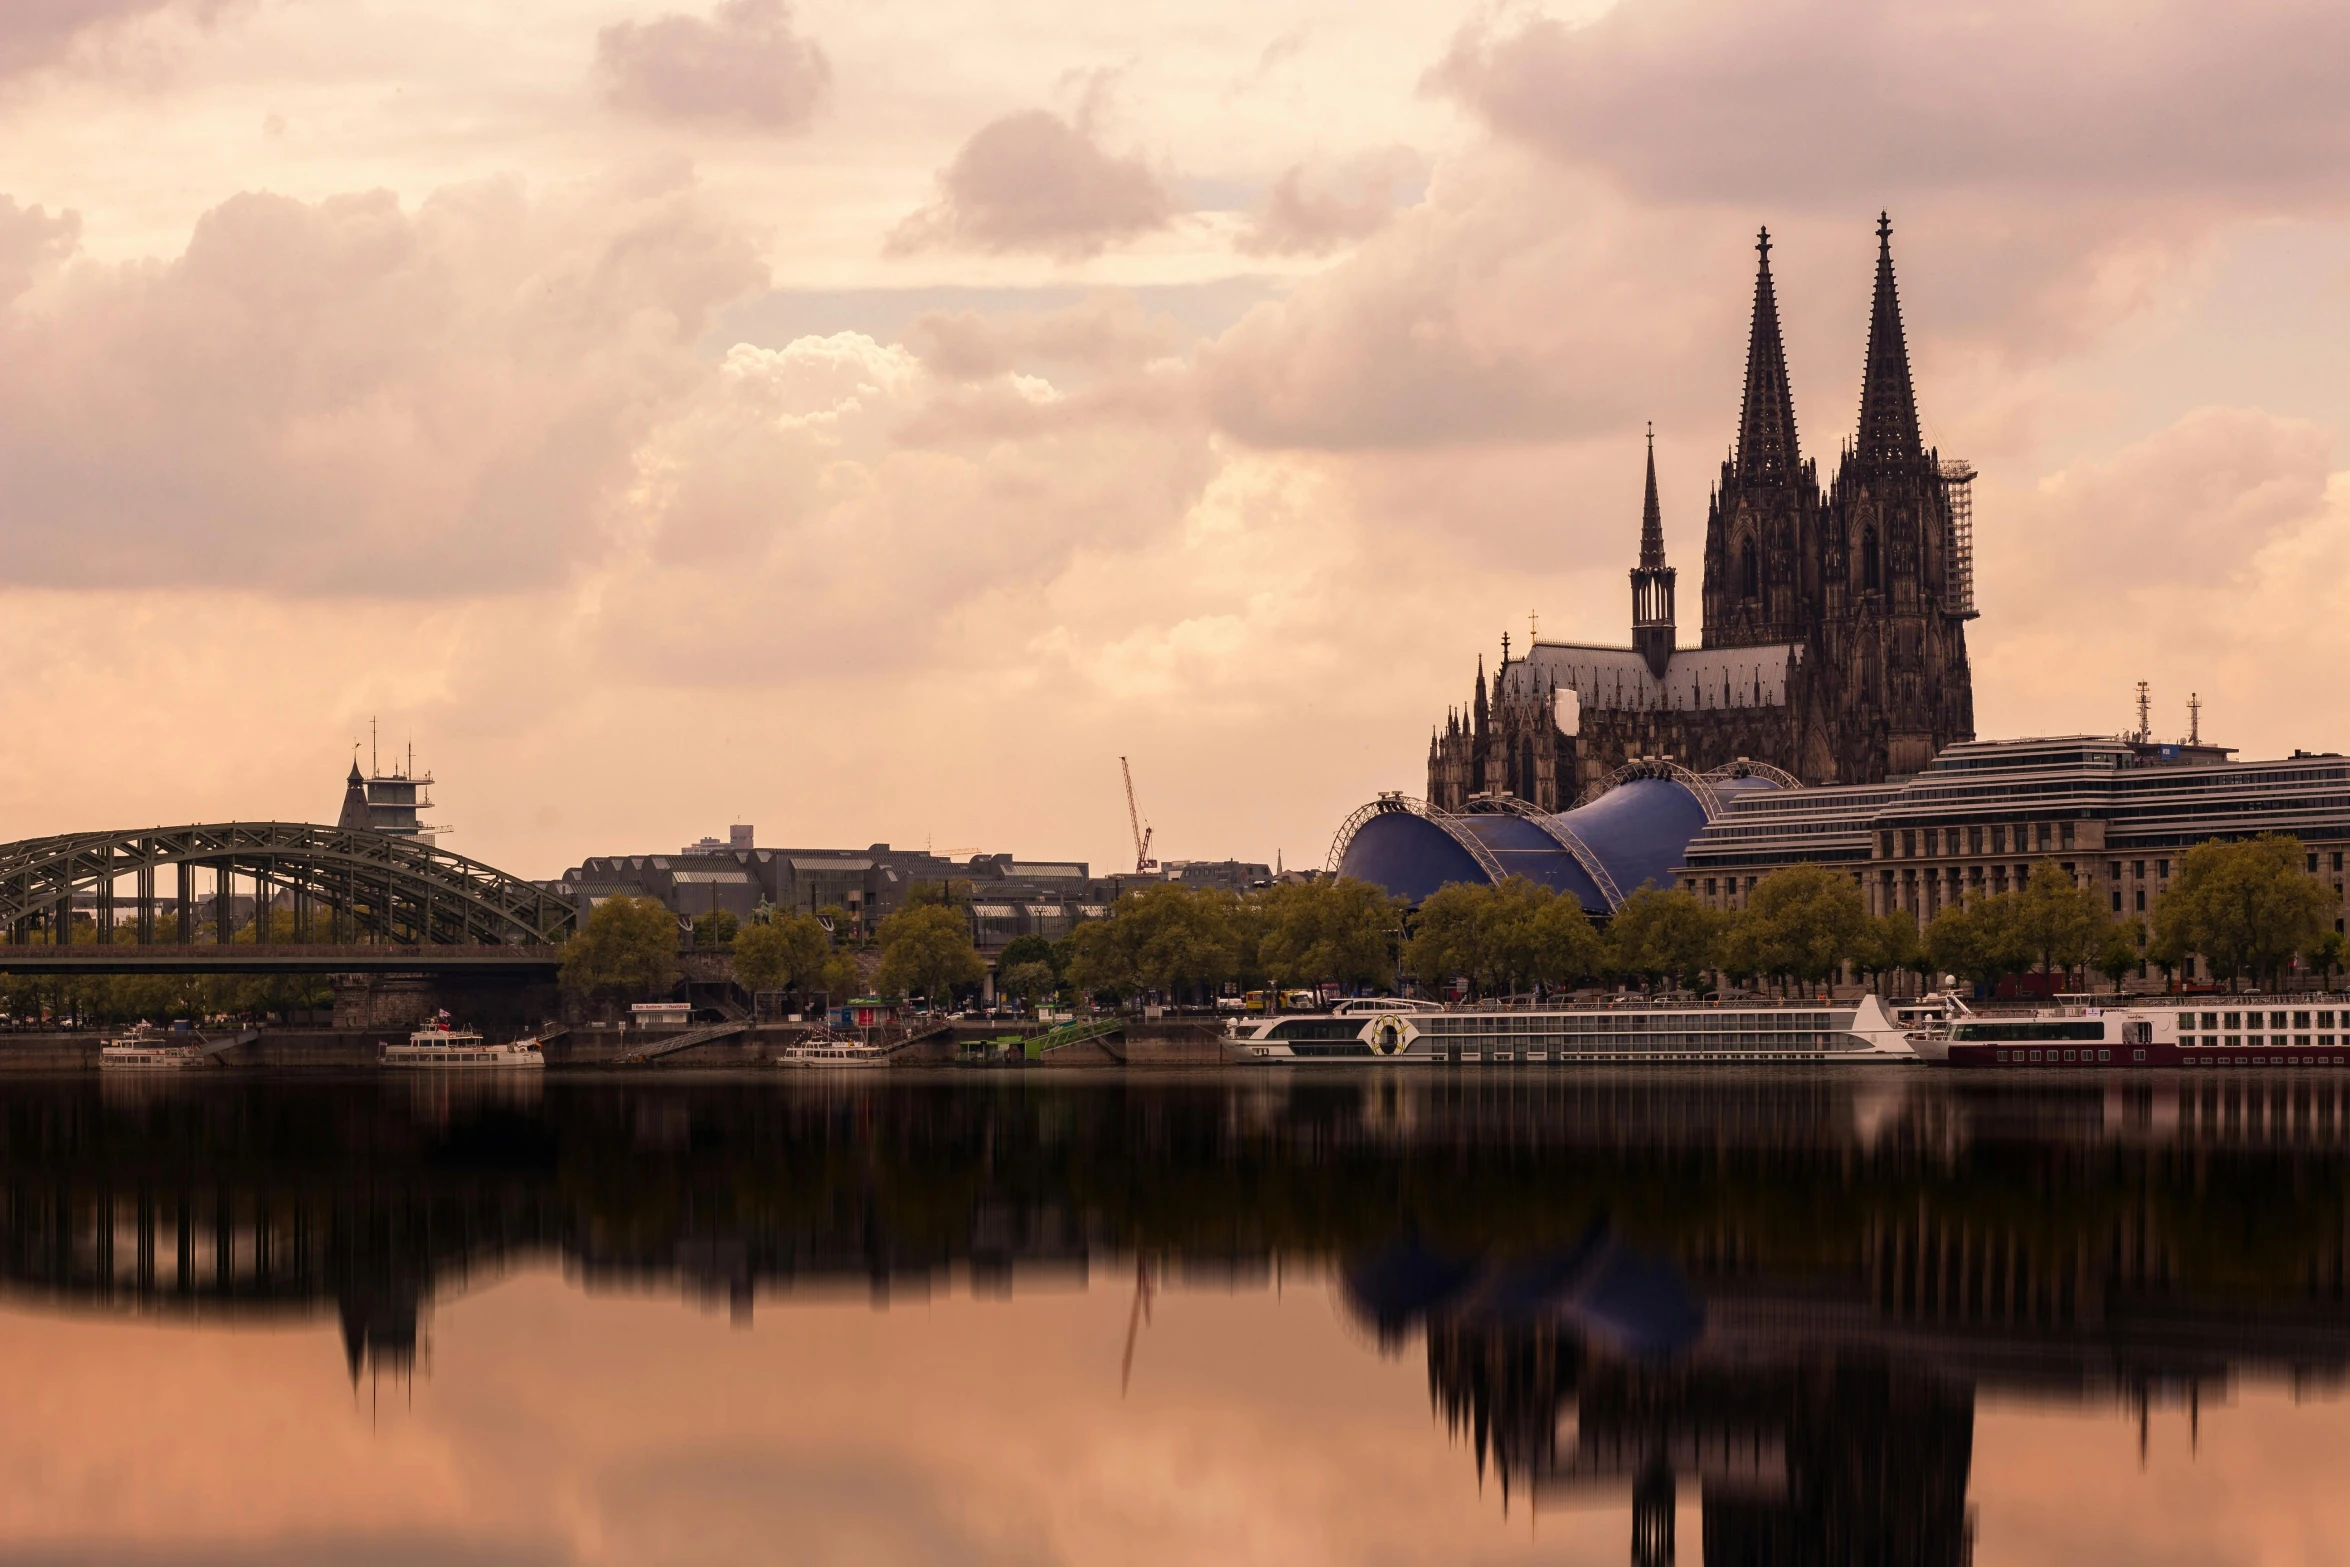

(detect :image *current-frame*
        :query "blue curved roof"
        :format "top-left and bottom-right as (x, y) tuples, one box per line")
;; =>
(1335, 774), (1782, 910)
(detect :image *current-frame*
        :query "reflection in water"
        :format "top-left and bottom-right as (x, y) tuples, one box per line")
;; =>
(0, 1069), (2346, 1561)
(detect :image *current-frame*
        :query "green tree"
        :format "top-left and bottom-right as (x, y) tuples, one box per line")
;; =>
(993, 934), (1065, 983)
(1064, 915), (1138, 1003)
(1605, 886), (1723, 992)
(691, 909), (739, 949)
(2097, 915), (2146, 993)
(1528, 889), (1606, 991)
(1404, 883), (1488, 997)
(2307, 928), (2349, 988)
(818, 953), (864, 1005)
(1403, 878), (1598, 998)
(872, 903), (985, 1004)
(997, 960), (1058, 1010)
(2152, 835), (2334, 990)
(1719, 864), (1870, 991)
(2014, 861), (2102, 984)
(1256, 878), (1403, 992)
(900, 879), (974, 913)
(1924, 893), (2025, 992)
(1859, 910), (1924, 993)
(559, 896), (682, 1004)
(1066, 883), (1244, 1004)
(735, 912), (831, 994)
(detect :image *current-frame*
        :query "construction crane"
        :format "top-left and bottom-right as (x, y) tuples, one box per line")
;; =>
(1121, 756), (1158, 874)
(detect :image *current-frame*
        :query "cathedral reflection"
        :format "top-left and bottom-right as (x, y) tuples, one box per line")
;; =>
(0, 1070), (2344, 1563)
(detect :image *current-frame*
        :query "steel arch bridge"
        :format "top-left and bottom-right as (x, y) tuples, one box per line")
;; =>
(0, 823), (574, 956)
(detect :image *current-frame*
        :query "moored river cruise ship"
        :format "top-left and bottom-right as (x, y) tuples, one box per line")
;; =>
(1227, 997), (1916, 1065)
(379, 1015), (547, 1070)
(1946, 1001), (2350, 1069)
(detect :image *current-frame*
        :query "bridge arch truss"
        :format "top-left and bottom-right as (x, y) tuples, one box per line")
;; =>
(0, 823), (576, 949)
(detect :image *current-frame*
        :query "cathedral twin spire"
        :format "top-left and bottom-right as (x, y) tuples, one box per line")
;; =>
(1733, 229), (1803, 486)
(1723, 215), (1923, 488)
(1853, 213), (1923, 468)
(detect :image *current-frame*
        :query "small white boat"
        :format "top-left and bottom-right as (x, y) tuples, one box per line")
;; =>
(775, 1030), (889, 1069)
(1894, 991), (1973, 1063)
(379, 1014), (546, 1070)
(99, 1023), (206, 1072)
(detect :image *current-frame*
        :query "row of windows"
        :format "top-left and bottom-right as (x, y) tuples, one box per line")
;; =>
(1884, 822), (2074, 858)
(2187, 1036), (2338, 1049)
(2181, 1010), (2339, 1029)
(1416, 1012), (1839, 1033)
(1996, 1048), (2127, 1063)
(2183, 1054), (2349, 1067)
(1421, 1035), (1837, 1054)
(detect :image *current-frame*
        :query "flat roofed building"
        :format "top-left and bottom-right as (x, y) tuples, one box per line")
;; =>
(1676, 736), (2350, 934)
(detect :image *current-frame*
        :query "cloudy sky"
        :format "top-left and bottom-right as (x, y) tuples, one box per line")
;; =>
(2, 0), (2348, 878)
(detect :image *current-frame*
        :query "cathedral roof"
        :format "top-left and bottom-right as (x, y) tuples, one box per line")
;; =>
(1853, 213), (1923, 467)
(1509, 639), (1798, 715)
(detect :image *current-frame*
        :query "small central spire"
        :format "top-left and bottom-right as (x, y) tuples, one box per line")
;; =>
(1631, 425), (1677, 679)
(1639, 421), (1666, 570)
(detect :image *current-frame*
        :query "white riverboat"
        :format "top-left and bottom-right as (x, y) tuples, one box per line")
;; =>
(1892, 991), (1974, 1063)
(775, 1030), (890, 1069)
(98, 1024), (207, 1072)
(1227, 997), (1917, 1065)
(379, 1015), (546, 1070)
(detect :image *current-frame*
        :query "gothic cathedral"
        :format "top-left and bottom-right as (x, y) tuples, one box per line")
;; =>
(1427, 217), (1976, 811)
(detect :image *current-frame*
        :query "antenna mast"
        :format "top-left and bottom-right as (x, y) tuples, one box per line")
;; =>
(2187, 693), (2202, 746)
(1120, 757), (1157, 875)
(2135, 680), (2150, 744)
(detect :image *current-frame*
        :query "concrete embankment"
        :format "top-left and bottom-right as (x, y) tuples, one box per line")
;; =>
(946, 1018), (1241, 1068)
(0, 1025), (819, 1070)
(0, 1017), (1245, 1070)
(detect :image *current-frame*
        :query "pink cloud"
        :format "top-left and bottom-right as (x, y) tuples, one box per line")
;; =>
(0, 172), (764, 596)
(1428, 0), (2350, 213)
(889, 108), (1176, 262)
(0, 0), (226, 78)
(596, 0), (831, 132)
(1237, 148), (1425, 259)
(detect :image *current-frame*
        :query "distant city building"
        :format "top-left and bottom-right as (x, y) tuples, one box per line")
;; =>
(335, 742), (444, 845)
(541, 838), (1271, 952)
(1676, 734), (2350, 940)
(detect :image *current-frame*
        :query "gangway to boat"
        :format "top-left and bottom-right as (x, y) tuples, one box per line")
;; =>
(618, 1020), (749, 1064)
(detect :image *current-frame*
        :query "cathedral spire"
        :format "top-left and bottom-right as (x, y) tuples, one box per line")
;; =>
(1639, 421), (1665, 569)
(1631, 424), (1677, 679)
(1854, 212), (1921, 467)
(1734, 227), (1802, 484)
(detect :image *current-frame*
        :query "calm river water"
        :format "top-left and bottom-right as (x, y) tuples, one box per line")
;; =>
(0, 1067), (2344, 1565)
